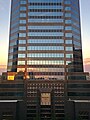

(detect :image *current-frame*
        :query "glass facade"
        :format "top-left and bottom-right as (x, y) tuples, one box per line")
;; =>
(8, 0), (83, 80)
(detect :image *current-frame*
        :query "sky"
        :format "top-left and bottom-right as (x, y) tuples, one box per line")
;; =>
(0, 0), (90, 74)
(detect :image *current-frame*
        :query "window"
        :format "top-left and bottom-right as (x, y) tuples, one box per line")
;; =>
(27, 46), (64, 51)
(8, 62), (12, 66)
(19, 26), (26, 30)
(28, 18), (64, 23)
(65, 1), (71, 4)
(20, 1), (26, 4)
(20, 13), (26, 17)
(65, 26), (72, 30)
(27, 60), (64, 65)
(65, 13), (71, 17)
(66, 54), (73, 58)
(65, 20), (71, 24)
(27, 39), (64, 44)
(28, 32), (64, 37)
(20, 7), (26, 11)
(65, 33), (72, 37)
(18, 54), (25, 58)
(65, 7), (71, 11)
(9, 55), (13, 59)
(20, 20), (26, 24)
(19, 33), (26, 37)
(66, 61), (71, 65)
(65, 40), (72, 44)
(18, 61), (25, 65)
(66, 47), (73, 51)
(18, 47), (26, 51)
(17, 68), (25, 72)
(28, 26), (64, 30)
(27, 53), (64, 58)
(19, 40), (26, 44)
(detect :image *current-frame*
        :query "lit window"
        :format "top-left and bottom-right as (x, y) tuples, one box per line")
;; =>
(18, 54), (26, 58)
(18, 61), (25, 65)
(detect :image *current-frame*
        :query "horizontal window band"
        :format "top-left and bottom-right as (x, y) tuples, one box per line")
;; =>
(29, 16), (63, 19)
(29, 3), (62, 6)
(29, 9), (62, 12)
(28, 30), (63, 32)
(26, 72), (64, 75)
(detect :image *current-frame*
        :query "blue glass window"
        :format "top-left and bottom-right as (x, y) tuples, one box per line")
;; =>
(20, 13), (26, 17)
(28, 12), (63, 16)
(19, 26), (26, 30)
(65, 33), (72, 37)
(66, 54), (73, 58)
(18, 47), (26, 51)
(27, 53), (64, 58)
(19, 40), (26, 44)
(28, 0), (63, 3)
(73, 27), (80, 34)
(19, 33), (26, 37)
(28, 32), (64, 36)
(65, 7), (71, 11)
(28, 26), (64, 30)
(20, 20), (26, 24)
(65, 26), (72, 30)
(65, 13), (71, 17)
(65, 20), (71, 24)
(27, 46), (64, 50)
(74, 41), (80, 46)
(27, 39), (64, 44)
(28, 19), (64, 23)
(65, 1), (71, 4)
(66, 47), (73, 51)
(65, 40), (72, 44)
(73, 34), (80, 40)
(18, 54), (26, 58)
(28, 5), (63, 10)
(20, 7), (26, 11)
(20, 1), (26, 4)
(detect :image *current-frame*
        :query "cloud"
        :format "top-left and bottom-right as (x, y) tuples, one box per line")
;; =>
(84, 64), (90, 72)
(84, 58), (90, 65)
(83, 58), (90, 72)
(0, 65), (7, 75)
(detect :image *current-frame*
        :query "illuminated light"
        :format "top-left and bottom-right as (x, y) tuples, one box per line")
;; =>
(7, 72), (17, 80)
(8, 76), (14, 80)
(41, 93), (51, 105)
(26, 75), (30, 79)
(17, 68), (25, 72)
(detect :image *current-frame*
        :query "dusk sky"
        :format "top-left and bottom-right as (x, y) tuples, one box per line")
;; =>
(0, 0), (90, 74)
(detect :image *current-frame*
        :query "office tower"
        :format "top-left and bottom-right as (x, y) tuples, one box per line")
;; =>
(2, 0), (90, 119)
(7, 0), (83, 80)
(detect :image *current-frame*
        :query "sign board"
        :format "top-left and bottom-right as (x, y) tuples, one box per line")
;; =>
(8, 76), (14, 80)
(41, 93), (51, 105)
